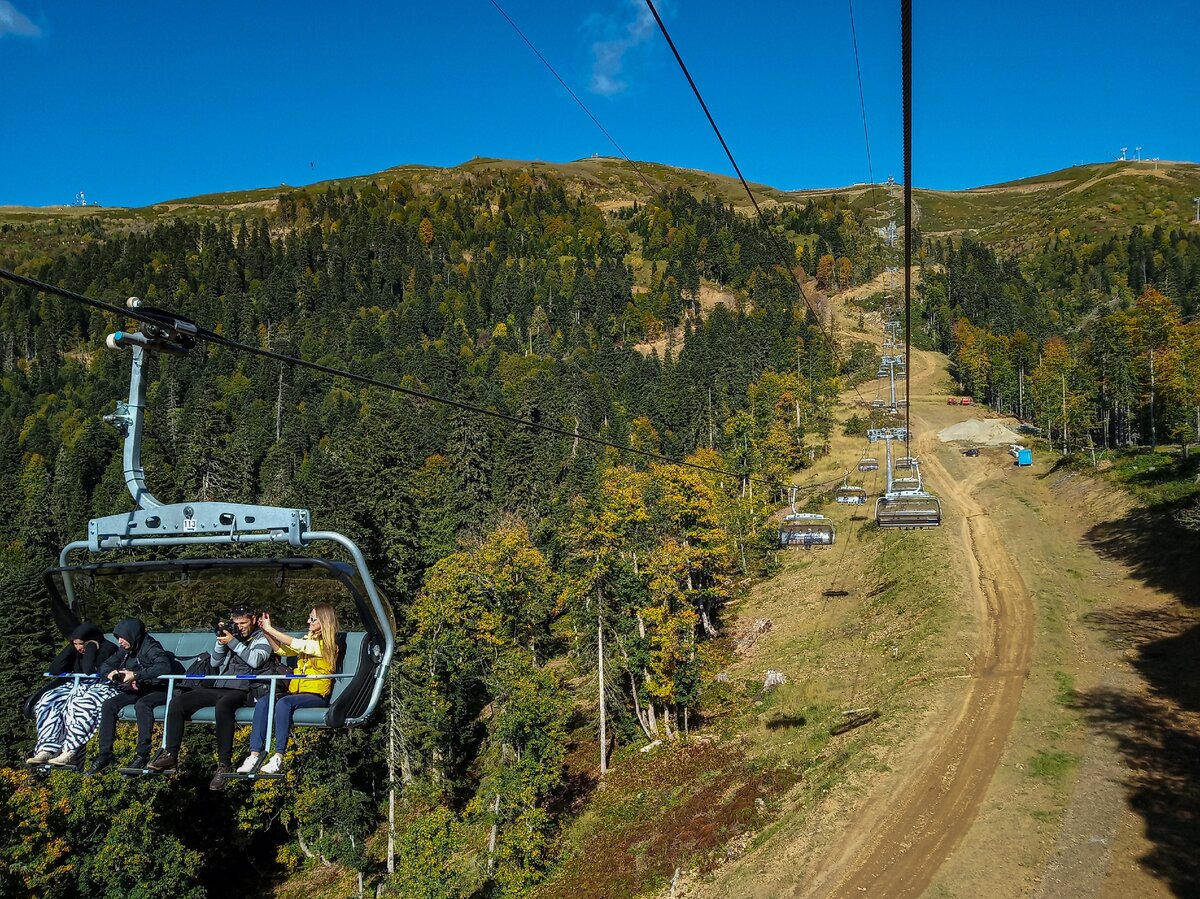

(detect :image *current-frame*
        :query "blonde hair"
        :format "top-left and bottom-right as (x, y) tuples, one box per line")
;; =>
(311, 603), (340, 669)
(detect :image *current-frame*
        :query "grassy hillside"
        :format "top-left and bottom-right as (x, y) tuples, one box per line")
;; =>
(4, 158), (1197, 253)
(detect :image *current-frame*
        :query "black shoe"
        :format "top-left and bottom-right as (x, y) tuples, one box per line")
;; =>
(128, 753), (150, 770)
(147, 751), (177, 772)
(209, 764), (231, 791)
(85, 755), (115, 776)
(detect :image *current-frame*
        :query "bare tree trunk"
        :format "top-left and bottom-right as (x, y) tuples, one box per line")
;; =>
(387, 679), (396, 875)
(297, 828), (315, 859)
(636, 614), (660, 737)
(627, 669), (654, 740)
(598, 609), (608, 776)
(698, 595), (719, 639)
(487, 791), (501, 872)
(275, 365), (285, 443)
(1149, 348), (1157, 450)
(1062, 372), (1068, 455)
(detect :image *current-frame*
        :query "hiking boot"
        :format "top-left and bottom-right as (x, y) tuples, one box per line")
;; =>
(26, 749), (53, 765)
(147, 751), (178, 772)
(128, 753), (150, 770)
(209, 765), (232, 791)
(48, 749), (80, 767)
(85, 754), (115, 776)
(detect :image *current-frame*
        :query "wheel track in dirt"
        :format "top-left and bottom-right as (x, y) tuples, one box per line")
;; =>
(803, 347), (1035, 899)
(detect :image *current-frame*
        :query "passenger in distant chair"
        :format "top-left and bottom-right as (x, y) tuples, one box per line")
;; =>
(238, 604), (339, 776)
(27, 621), (120, 767)
(149, 606), (271, 790)
(87, 618), (172, 775)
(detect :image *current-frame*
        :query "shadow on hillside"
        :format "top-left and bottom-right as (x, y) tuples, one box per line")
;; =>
(1083, 498), (1199, 606)
(1035, 456), (1073, 480)
(1080, 495), (1200, 895)
(1085, 605), (1200, 716)
(1074, 681), (1200, 897)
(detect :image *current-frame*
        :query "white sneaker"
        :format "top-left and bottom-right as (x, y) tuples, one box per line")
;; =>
(48, 749), (77, 767)
(260, 754), (283, 775)
(236, 754), (260, 774)
(26, 749), (53, 765)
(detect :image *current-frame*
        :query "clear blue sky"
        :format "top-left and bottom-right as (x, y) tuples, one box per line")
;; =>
(2, 0), (1196, 207)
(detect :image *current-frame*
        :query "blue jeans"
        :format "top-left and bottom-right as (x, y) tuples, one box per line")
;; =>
(249, 692), (327, 754)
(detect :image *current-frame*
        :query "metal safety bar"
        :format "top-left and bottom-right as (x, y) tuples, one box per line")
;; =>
(43, 671), (351, 760)
(156, 673), (352, 756)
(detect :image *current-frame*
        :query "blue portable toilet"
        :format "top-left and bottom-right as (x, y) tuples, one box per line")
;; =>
(1010, 445), (1032, 466)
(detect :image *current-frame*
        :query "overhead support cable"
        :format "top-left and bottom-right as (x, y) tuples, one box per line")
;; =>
(902, 0), (913, 456)
(847, 0), (881, 217)
(487, 0), (664, 202)
(641, 0), (873, 408)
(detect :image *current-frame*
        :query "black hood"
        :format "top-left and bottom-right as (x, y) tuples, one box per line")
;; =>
(68, 620), (104, 644)
(113, 618), (147, 649)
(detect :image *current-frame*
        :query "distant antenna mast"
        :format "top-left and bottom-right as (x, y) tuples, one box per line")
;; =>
(1135, 146), (1142, 161)
(1118, 147), (1128, 161)
(73, 191), (87, 207)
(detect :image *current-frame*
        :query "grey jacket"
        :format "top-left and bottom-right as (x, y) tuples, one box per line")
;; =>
(210, 628), (271, 691)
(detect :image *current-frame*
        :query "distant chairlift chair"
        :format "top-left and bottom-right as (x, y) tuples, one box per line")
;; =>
(835, 472), (867, 505)
(778, 486), (835, 548)
(874, 439), (942, 529)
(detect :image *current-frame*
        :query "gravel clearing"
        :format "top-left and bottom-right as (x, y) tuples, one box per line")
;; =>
(938, 418), (1026, 446)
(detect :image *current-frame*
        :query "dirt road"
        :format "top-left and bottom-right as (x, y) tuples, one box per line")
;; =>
(799, 346), (1035, 898)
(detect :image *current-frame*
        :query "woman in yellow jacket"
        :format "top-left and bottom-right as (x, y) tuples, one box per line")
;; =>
(238, 604), (339, 775)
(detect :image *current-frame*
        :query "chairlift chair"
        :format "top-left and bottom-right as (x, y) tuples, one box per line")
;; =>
(857, 457), (879, 472)
(32, 301), (396, 751)
(875, 492), (942, 528)
(834, 470), (868, 505)
(835, 486), (868, 505)
(778, 486), (835, 547)
(778, 513), (836, 548)
(875, 436), (942, 529)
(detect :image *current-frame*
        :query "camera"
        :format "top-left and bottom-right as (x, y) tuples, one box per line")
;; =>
(214, 621), (233, 637)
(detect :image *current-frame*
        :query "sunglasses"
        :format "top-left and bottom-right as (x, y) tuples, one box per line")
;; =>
(307, 615), (319, 622)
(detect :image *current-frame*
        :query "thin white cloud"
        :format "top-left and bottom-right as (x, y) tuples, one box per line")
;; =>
(587, 1), (660, 96)
(0, 1), (40, 37)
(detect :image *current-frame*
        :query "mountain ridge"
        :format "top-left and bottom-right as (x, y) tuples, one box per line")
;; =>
(2, 157), (1198, 249)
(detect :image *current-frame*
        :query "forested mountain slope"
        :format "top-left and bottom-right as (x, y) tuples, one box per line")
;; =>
(1, 154), (1198, 898)
(0, 163), (875, 898)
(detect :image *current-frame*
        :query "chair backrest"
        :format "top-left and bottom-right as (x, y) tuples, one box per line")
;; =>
(326, 631), (377, 727)
(150, 631), (214, 674)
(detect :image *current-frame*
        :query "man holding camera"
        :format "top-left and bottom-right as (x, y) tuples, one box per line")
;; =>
(87, 618), (172, 775)
(148, 605), (271, 790)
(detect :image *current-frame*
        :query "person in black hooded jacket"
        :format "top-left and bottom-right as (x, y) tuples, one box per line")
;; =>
(86, 618), (173, 775)
(26, 621), (121, 766)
